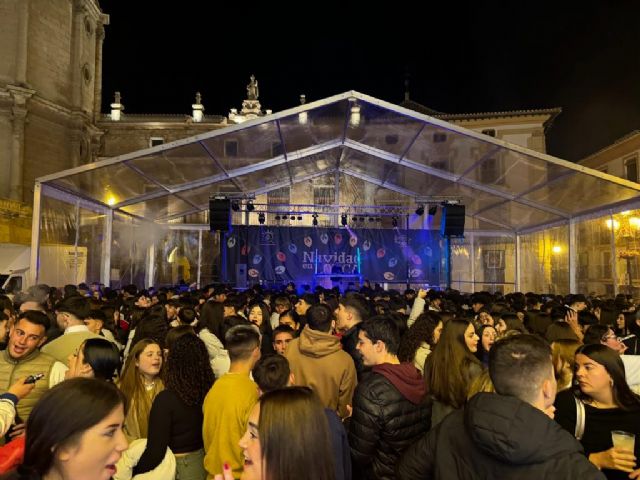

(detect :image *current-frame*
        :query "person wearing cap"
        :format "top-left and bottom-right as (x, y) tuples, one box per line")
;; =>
(41, 295), (101, 364)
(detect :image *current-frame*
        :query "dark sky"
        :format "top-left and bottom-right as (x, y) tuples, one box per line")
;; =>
(99, 1), (640, 161)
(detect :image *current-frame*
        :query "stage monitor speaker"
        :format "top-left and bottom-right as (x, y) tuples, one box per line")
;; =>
(236, 263), (247, 289)
(440, 204), (465, 237)
(209, 198), (230, 232)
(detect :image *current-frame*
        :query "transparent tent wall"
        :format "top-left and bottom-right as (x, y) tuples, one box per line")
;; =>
(154, 229), (201, 287)
(38, 193), (105, 287)
(474, 235), (516, 294)
(449, 234), (515, 293)
(450, 237), (472, 292)
(612, 210), (640, 297)
(111, 213), (157, 288)
(201, 230), (221, 286)
(574, 209), (640, 297)
(576, 215), (616, 296)
(519, 225), (569, 294)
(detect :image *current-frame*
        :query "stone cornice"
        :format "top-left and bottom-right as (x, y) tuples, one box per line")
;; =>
(74, 0), (103, 20)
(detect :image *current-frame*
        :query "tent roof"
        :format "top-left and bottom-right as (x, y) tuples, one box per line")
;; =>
(37, 91), (640, 233)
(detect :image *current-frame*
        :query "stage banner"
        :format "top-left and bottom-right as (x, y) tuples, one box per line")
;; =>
(222, 226), (441, 285)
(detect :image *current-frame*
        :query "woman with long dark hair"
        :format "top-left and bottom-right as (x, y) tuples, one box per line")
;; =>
(2, 378), (128, 480)
(248, 302), (274, 355)
(197, 302), (230, 378)
(423, 319), (482, 426)
(133, 333), (215, 479)
(475, 324), (497, 367)
(66, 337), (121, 382)
(234, 387), (335, 480)
(554, 344), (640, 479)
(397, 312), (443, 374)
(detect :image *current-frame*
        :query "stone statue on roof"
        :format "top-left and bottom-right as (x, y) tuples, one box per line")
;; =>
(247, 75), (259, 100)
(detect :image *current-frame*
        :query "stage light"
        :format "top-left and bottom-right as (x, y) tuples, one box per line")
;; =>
(275, 215), (281, 221)
(297, 215), (302, 221)
(341, 214), (347, 226)
(415, 205), (425, 216)
(231, 201), (240, 212)
(312, 214), (318, 226)
(368, 217), (374, 222)
(246, 202), (255, 212)
(428, 205), (437, 216)
(290, 215), (296, 220)
(258, 212), (265, 224)
(359, 217), (365, 221)
(392, 216), (398, 227)
(352, 216), (358, 223)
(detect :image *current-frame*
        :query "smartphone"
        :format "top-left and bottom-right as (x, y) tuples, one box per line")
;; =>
(24, 373), (44, 384)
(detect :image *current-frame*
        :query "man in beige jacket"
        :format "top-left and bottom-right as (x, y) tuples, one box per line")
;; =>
(285, 303), (357, 418)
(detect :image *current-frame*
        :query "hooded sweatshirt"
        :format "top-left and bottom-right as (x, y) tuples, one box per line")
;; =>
(285, 325), (357, 418)
(372, 362), (426, 404)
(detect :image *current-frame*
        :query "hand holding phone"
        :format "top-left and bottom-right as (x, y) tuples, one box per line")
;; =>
(24, 373), (45, 384)
(8, 376), (38, 400)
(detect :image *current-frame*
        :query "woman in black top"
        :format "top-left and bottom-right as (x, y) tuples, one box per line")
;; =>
(554, 344), (640, 480)
(134, 333), (215, 479)
(248, 302), (274, 355)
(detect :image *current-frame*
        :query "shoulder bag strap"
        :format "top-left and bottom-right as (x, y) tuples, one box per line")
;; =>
(574, 395), (586, 440)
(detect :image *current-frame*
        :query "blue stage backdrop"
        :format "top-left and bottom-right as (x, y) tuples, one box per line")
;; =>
(222, 226), (442, 285)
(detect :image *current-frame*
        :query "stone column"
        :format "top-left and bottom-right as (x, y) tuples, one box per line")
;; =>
(8, 87), (34, 202)
(70, 132), (82, 168)
(15, 0), (29, 86)
(93, 22), (106, 122)
(71, 0), (87, 109)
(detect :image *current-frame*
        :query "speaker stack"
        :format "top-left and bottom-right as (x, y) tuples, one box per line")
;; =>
(440, 204), (465, 237)
(209, 198), (231, 232)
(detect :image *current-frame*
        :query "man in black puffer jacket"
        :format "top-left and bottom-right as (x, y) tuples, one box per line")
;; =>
(349, 316), (431, 480)
(397, 335), (605, 480)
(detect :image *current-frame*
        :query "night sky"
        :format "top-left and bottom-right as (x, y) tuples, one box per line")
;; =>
(99, 1), (640, 162)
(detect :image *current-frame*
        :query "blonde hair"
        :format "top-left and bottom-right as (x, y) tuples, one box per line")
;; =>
(118, 338), (164, 438)
(551, 339), (581, 391)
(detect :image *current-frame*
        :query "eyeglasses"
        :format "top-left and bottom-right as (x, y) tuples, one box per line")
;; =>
(602, 333), (623, 343)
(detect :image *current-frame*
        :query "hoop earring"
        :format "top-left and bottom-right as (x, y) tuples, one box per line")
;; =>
(610, 378), (614, 387)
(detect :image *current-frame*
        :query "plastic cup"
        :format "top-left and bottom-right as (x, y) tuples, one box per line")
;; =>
(612, 430), (635, 452)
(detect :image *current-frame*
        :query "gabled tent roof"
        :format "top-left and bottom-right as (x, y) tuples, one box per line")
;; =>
(37, 91), (640, 233)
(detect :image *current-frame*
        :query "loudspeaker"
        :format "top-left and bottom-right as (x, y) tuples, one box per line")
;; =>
(440, 204), (465, 237)
(236, 264), (247, 289)
(209, 198), (230, 231)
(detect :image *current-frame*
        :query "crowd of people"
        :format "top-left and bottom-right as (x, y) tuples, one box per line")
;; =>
(0, 280), (639, 479)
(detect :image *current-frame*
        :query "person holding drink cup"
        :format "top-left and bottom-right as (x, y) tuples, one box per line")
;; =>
(554, 344), (640, 479)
